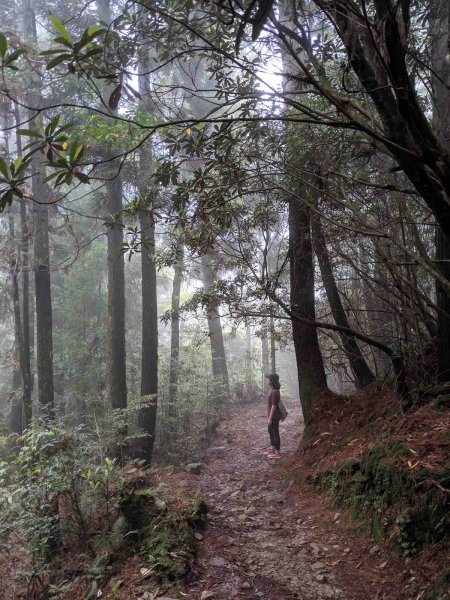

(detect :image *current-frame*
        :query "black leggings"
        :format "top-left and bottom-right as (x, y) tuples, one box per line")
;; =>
(268, 419), (281, 451)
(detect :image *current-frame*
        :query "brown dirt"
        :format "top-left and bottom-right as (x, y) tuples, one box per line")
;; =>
(169, 394), (448, 600)
(1, 391), (448, 599)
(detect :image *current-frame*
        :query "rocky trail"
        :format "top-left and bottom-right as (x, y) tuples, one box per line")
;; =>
(155, 398), (444, 600)
(182, 399), (346, 600)
(162, 398), (380, 600)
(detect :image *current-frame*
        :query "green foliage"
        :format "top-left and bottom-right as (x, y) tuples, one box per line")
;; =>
(0, 420), (119, 581)
(314, 443), (450, 555)
(43, 18), (107, 80)
(0, 32), (26, 72)
(141, 498), (204, 583)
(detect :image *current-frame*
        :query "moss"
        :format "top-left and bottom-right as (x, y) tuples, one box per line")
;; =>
(141, 501), (201, 582)
(314, 443), (450, 554)
(421, 570), (450, 600)
(432, 394), (450, 412)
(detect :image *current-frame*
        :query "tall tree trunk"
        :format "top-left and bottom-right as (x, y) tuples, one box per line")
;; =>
(269, 317), (276, 373)
(202, 254), (230, 406)
(96, 0), (128, 438)
(23, 0), (54, 415)
(137, 207), (158, 461)
(16, 104), (32, 426)
(5, 108), (32, 432)
(279, 4), (327, 425)
(9, 244), (32, 431)
(289, 196), (328, 427)
(168, 239), (184, 438)
(245, 317), (252, 381)
(312, 214), (375, 388)
(431, 0), (450, 382)
(261, 329), (269, 387)
(133, 29), (158, 463)
(8, 211), (25, 433)
(106, 172), (127, 416)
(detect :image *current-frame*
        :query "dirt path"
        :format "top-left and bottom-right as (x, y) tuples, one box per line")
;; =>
(184, 399), (346, 600)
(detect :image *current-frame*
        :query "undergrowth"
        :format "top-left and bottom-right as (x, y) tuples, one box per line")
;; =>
(0, 421), (206, 598)
(313, 442), (450, 555)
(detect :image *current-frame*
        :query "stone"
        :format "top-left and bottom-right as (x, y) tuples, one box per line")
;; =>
(154, 497), (166, 510)
(210, 557), (227, 568)
(139, 567), (152, 578)
(310, 542), (321, 556)
(187, 462), (203, 475)
(370, 545), (380, 554)
(195, 532), (203, 541)
(241, 582), (252, 589)
(200, 592), (215, 600)
(311, 561), (325, 571)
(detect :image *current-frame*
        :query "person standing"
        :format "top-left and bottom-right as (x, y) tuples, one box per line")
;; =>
(264, 373), (282, 459)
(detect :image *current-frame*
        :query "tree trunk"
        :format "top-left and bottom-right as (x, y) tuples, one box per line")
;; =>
(137, 207), (158, 462)
(261, 329), (269, 387)
(269, 316), (276, 373)
(430, 0), (450, 382)
(202, 254), (230, 406)
(131, 29), (159, 463)
(167, 239), (183, 438)
(307, 1), (450, 242)
(436, 228), (450, 381)
(289, 196), (328, 427)
(96, 0), (128, 435)
(312, 214), (375, 388)
(245, 317), (252, 381)
(23, 0), (54, 415)
(8, 209), (24, 433)
(16, 104), (32, 426)
(106, 172), (127, 415)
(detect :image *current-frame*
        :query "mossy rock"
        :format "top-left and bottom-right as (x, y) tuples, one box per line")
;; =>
(405, 383), (450, 411)
(141, 504), (200, 582)
(313, 443), (450, 554)
(421, 570), (450, 600)
(432, 394), (450, 412)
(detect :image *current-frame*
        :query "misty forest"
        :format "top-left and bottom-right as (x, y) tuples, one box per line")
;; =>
(0, 0), (449, 598)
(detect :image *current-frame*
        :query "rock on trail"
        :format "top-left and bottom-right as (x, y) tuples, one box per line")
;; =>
(184, 400), (345, 600)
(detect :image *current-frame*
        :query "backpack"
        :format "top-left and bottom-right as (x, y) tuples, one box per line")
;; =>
(278, 399), (288, 421)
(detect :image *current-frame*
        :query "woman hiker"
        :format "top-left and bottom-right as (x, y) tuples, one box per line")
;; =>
(263, 373), (282, 459)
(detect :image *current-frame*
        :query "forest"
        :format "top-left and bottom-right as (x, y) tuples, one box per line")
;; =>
(0, 0), (449, 598)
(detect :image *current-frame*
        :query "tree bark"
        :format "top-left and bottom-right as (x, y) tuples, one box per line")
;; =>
(167, 239), (183, 438)
(96, 0), (128, 432)
(202, 254), (230, 406)
(23, 0), (54, 415)
(312, 213), (375, 388)
(106, 171), (127, 415)
(309, 0), (450, 241)
(289, 195), (328, 426)
(132, 27), (159, 463)
(137, 207), (158, 461)
(261, 329), (269, 387)
(269, 316), (276, 373)
(7, 208), (31, 430)
(245, 317), (252, 380)
(430, 0), (450, 382)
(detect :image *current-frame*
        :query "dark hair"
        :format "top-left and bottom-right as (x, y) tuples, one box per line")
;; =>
(265, 373), (281, 390)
